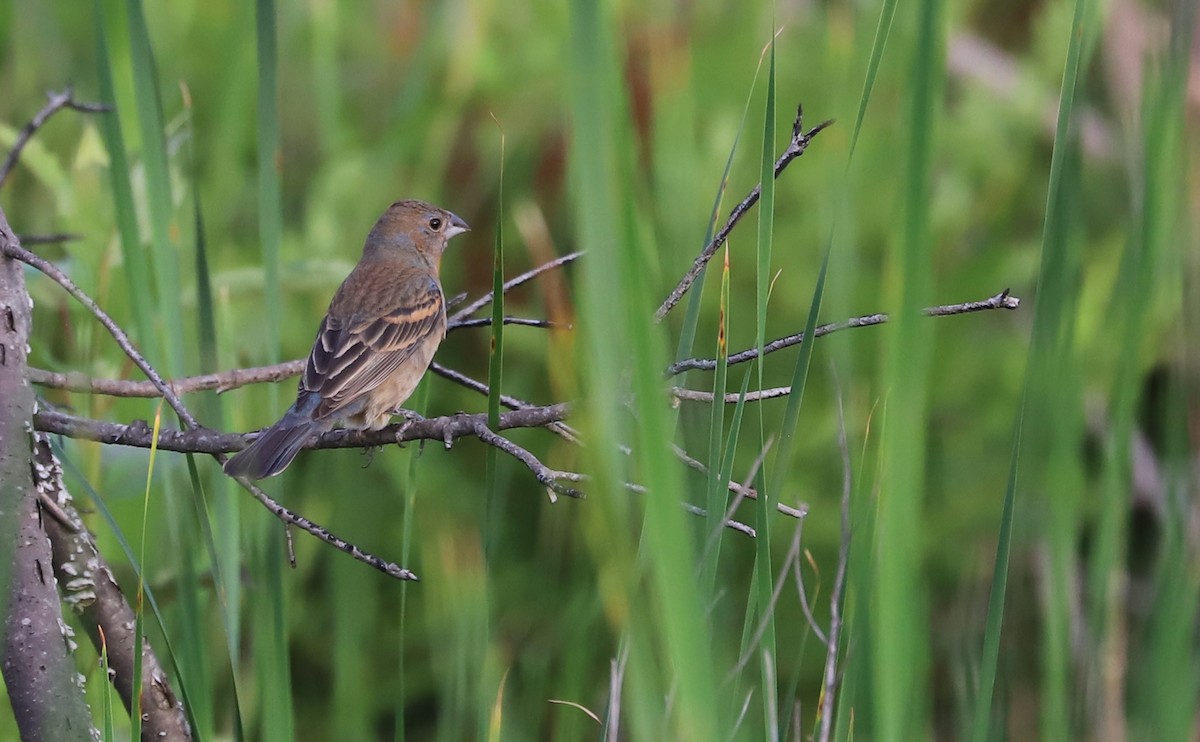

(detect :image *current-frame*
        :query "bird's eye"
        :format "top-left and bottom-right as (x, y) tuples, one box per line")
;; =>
(429, 217), (443, 231)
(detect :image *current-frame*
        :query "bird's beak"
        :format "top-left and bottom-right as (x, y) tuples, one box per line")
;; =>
(445, 212), (471, 240)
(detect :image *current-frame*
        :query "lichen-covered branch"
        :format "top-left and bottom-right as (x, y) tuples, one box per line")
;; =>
(35, 434), (191, 741)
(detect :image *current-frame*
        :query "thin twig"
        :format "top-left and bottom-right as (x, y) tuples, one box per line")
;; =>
(793, 551), (829, 648)
(447, 316), (562, 330)
(671, 385), (794, 403)
(449, 250), (584, 322)
(671, 443), (758, 499)
(16, 233), (82, 245)
(697, 439), (773, 567)
(667, 289), (1021, 376)
(471, 422), (585, 498)
(0, 88), (111, 190)
(654, 105), (833, 322)
(605, 641), (629, 742)
(680, 502), (756, 537)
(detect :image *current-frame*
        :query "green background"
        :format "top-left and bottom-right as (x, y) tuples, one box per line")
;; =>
(0, 0), (1195, 739)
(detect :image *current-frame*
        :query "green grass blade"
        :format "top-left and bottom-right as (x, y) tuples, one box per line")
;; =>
(92, 0), (158, 363)
(673, 44), (770, 367)
(569, 0), (717, 736)
(251, 2), (293, 739)
(485, 131), (506, 556)
(567, 1), (657, 736)
(769, 241), (829, 493)
(132, 402), (164, 742)
(970, 413), (1022, 742)
(55, 445), (203, 738)
(751, 33), (778, 726)
(700, 249), (731, 600)
(99, 631), (116, 742)
(847, 0), (898, 162)
(1015, 0), (1093, 736)
(1133, 3), (1196, 736)
(872, 0), (943, 738)
(255, 0), (283, 365)
(395, 378), (430, 742)
(125, 0), (184, 376)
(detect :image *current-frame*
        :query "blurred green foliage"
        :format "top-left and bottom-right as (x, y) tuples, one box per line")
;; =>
(1, 0), (1196, 739)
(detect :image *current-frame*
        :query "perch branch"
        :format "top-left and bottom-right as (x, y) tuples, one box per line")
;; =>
(3, 241), (424, 581)
(666, 289), (1020, 376)
(655, 105), (833, 321)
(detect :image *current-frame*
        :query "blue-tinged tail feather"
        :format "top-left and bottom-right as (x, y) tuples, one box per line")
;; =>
(223, 410), (319, 480)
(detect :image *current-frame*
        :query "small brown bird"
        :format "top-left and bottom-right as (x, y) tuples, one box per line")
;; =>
(224, 199), (469, 479)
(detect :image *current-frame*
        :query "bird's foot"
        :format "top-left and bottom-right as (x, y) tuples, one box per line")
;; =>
(392, 408), (426, 447)
(361, 445), (380, 469)
(391, 407), (426, 423)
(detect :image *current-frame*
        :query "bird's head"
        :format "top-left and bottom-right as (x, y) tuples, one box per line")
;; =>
(363, 199), (470, 269)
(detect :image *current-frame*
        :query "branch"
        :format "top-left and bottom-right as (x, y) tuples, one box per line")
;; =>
(447, 316), (562, 331)
(654, 105), (833, 322)
(35, 434), (191, 741)
(671, 386), (794, 404)
(667, 289), (1021, 376)
(3, 237), (424, 581)
(0, 88), (110, 190)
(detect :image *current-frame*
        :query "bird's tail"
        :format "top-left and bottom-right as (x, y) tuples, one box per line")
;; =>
(223, 409), (322, 480)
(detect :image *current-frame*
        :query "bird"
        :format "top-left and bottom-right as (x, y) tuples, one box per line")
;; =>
(223, 199), (470, 480)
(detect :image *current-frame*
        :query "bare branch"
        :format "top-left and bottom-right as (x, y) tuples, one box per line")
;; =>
(672, 385), (793, 403)
(0, 88), (110, 190)
(450, 250), (584, 322)
(654, 105), (833, 322)
(470, 421), (584, 498)
(667, 289), (1021, 376)
(33, 404), (571, 456)
(235, 477), (418, 580)
(446, 316), (562, 331)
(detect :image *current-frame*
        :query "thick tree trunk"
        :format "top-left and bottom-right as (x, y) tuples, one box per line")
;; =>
(0, 209), (95, 739)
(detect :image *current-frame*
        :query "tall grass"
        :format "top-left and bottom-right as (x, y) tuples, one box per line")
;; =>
(1, 0), (1195, 739)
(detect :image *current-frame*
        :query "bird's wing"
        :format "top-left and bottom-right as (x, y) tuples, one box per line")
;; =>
(302, 274), (444, 420)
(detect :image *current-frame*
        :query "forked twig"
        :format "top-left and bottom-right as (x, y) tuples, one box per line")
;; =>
(655, 105), (833, 322)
